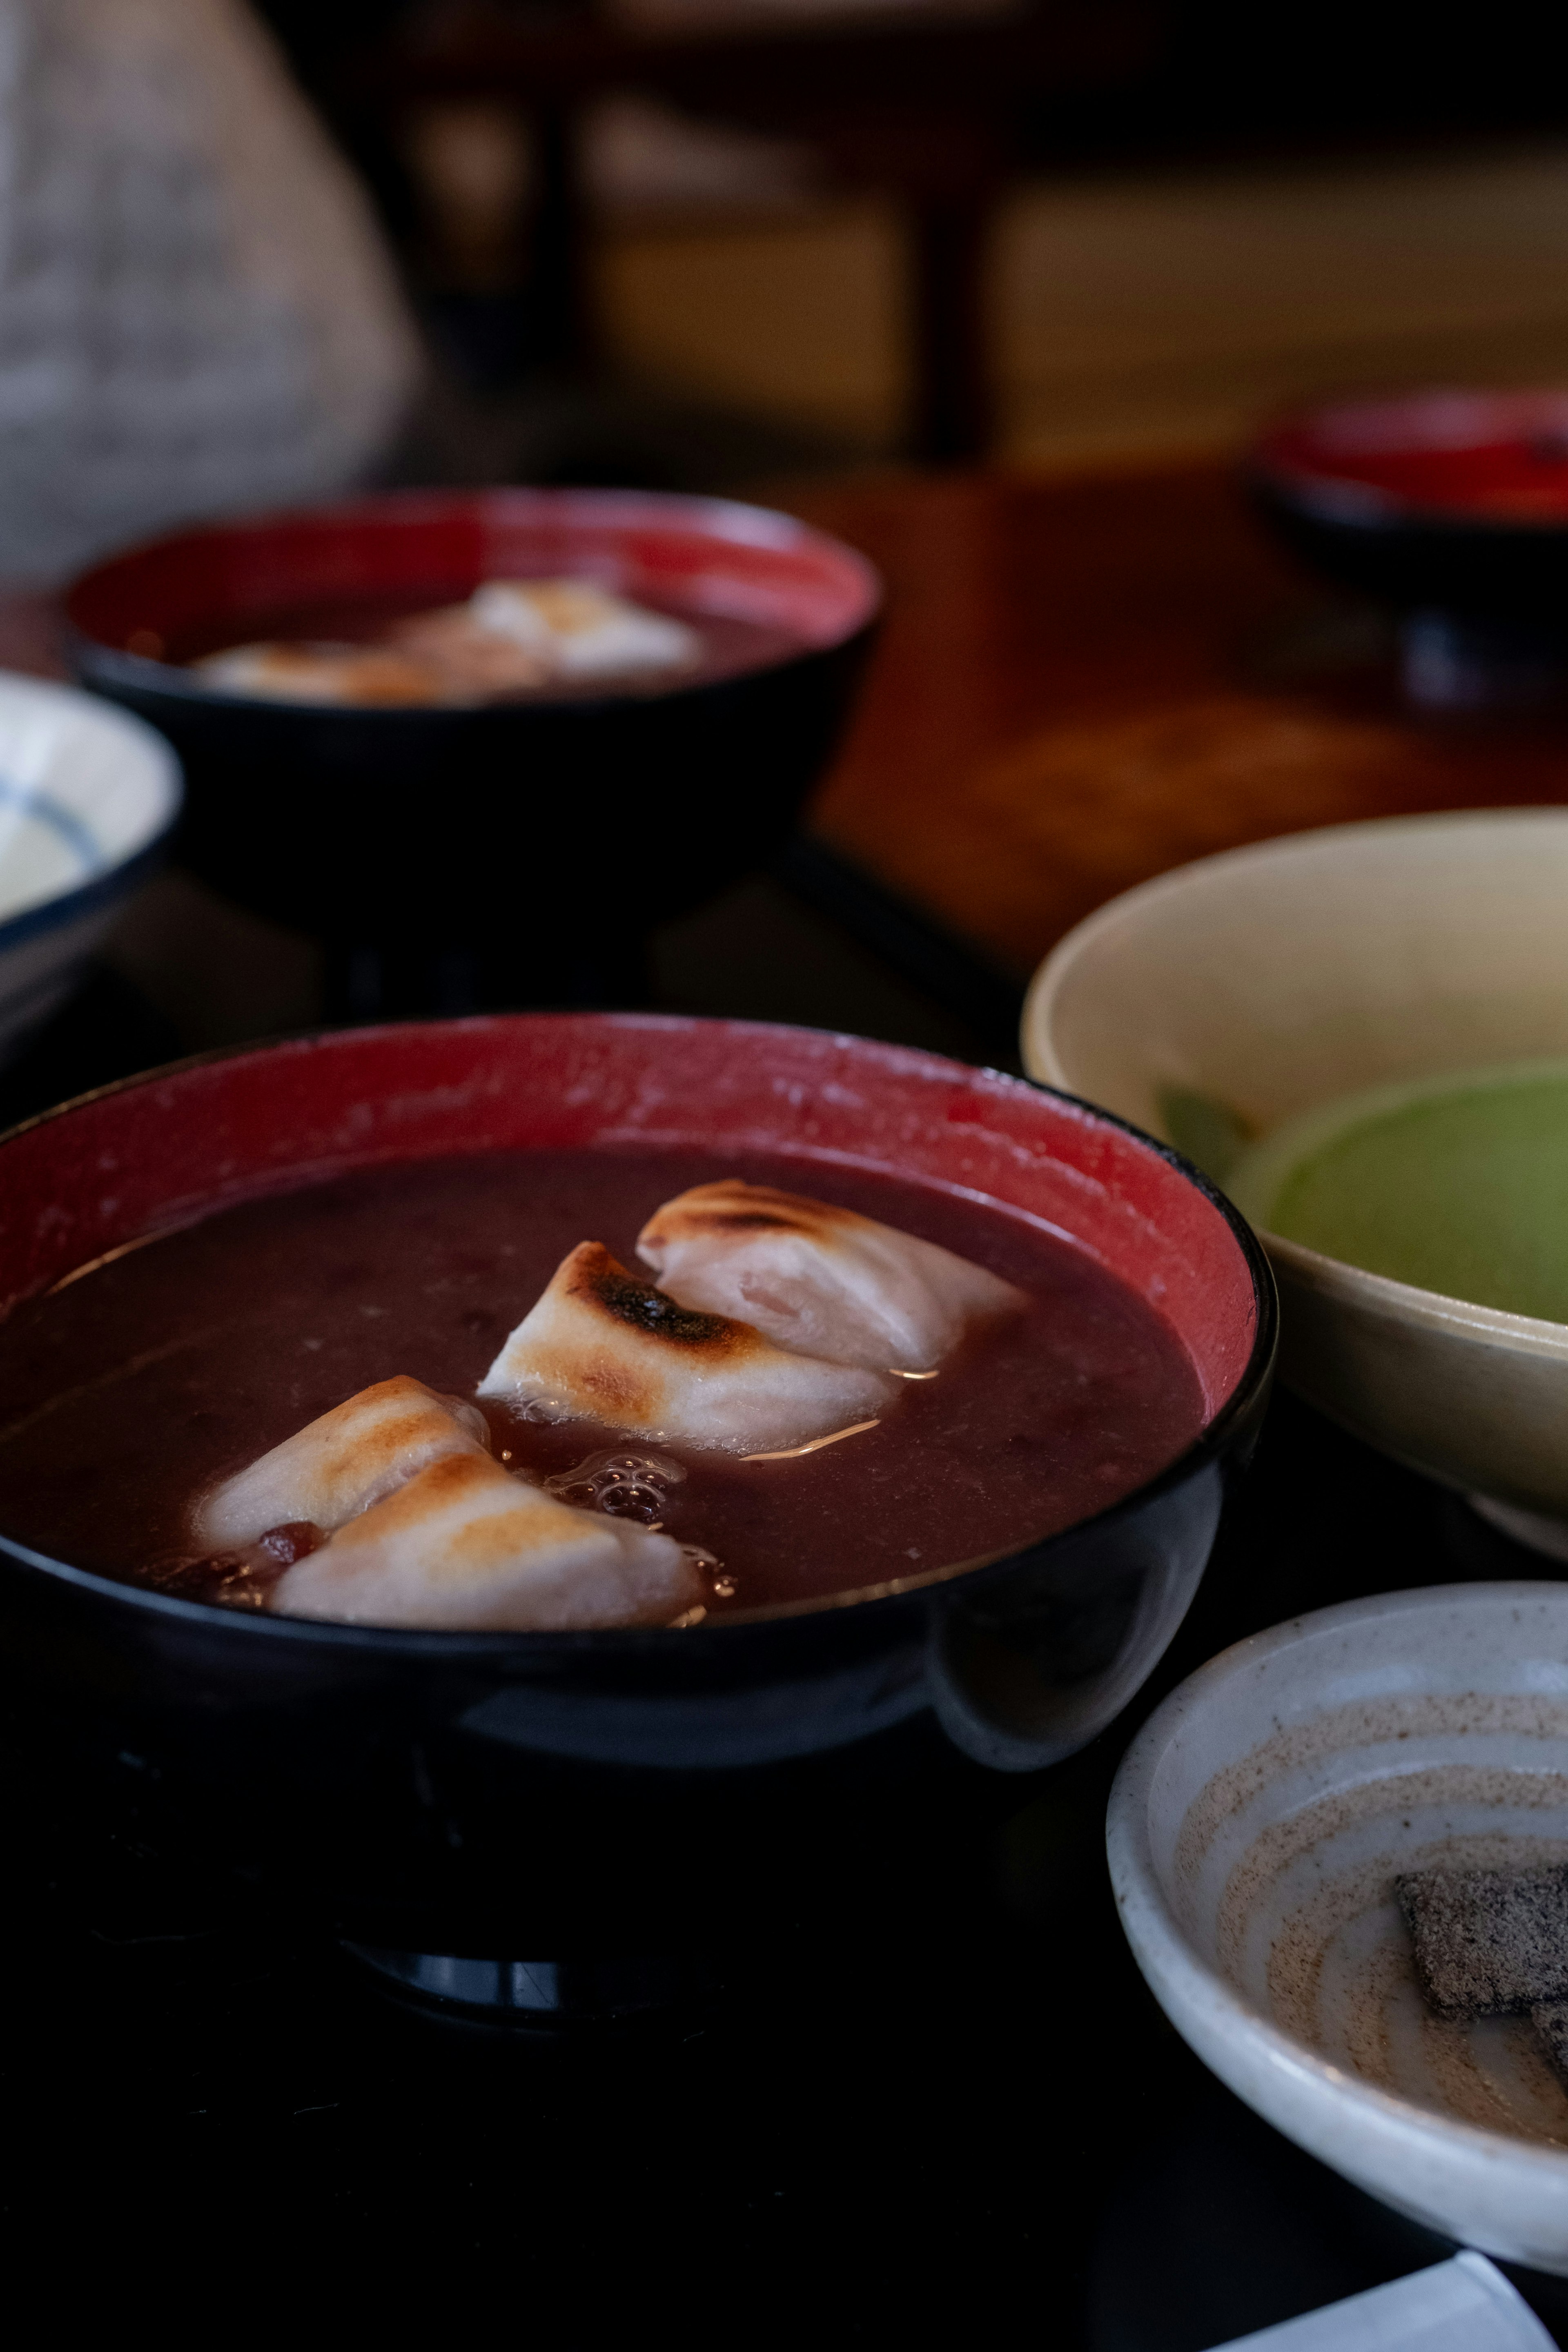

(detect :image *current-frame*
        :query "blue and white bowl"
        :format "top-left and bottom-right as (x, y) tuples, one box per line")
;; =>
(0, 672), (181, 1064)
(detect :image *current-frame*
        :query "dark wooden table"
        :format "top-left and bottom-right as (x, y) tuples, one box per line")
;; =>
(784, 461), (1568, 979)
(13, 456), (1568, 1069)
(10, 456), (1567, 1022)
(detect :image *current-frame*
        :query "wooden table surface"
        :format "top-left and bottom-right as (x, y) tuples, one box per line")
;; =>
(788, 463), (1568, 979)
(10, 459), (1568, 1005)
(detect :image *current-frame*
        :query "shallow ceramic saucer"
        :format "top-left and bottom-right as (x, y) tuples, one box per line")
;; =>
(1022, 806), (1568, 1553)
(1108, 1583), (1568, 2273)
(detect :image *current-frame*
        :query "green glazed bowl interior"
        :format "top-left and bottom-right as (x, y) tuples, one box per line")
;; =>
(1022, 808), (1568, 1551)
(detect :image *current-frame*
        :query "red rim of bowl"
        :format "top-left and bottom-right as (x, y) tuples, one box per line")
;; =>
(1253, 389), (1568, 531)
(64, 486), (884, 710)
(0, 1014), (1276, 1646)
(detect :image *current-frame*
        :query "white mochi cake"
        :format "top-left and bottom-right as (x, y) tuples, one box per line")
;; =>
(196, 1374), (489, 1549)
(636, 1180), (1023, 1374)
(200, 1372), (697, 1630)
(272, 1450), (699, 1631)
(479, 1241), (893, 1453)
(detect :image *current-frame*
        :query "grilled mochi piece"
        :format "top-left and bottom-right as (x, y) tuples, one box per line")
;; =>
(196, 1375), (489, 1550)
(636, 1180), (1024, 1375)
(478, 1241), (894, 1452)
(271, 1452), (700, 1630)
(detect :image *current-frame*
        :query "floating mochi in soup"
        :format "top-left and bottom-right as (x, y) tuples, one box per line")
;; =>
(636, 1180), (1024, 1374)
(192, 641), (447, 705)
(272, 1451), (699, 1630)
(465, 579), (699, 677)
(479, 1241), (894, 1451)
(190, 580), (699, 707)
(195, 1374), (488, 1548)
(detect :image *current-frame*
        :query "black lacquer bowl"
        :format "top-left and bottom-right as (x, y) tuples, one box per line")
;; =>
(1249, 389), (1568, 619)
(0, 1016), (1274, 1954)
(63, 490), (881, 1017)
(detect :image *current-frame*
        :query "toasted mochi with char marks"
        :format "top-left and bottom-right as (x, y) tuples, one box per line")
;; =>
(636, 1180), (1024, 1373)
(196, 1375), (488, 1550)
(479, 1241), (893, 1451)
(271, 1452), (700, 1630)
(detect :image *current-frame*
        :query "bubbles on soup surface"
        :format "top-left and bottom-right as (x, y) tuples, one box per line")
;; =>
(543, 1448), (686, 1523)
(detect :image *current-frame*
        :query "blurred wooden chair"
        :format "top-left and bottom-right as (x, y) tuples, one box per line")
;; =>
(337, 0), (1163, 460)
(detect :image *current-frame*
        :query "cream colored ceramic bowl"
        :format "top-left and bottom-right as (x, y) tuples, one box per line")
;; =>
(1022, 808), (1568, 1552)
(1108, 1583), (1568, 2272)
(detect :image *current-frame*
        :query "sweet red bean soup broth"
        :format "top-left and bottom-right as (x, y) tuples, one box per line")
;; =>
(0, 1147), (1205, 1618)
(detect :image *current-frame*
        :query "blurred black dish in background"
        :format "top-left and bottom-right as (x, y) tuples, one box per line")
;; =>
(1250, 391), (1568, 712)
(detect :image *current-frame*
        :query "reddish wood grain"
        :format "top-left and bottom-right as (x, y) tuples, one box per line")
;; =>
(787, 466), (1568, 975)
(15, 463), (1568, 989)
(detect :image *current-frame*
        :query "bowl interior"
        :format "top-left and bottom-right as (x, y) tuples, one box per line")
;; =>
(1254, 390), (1568, 528)
(64, 488), (881, 689)
(1024, 808), (1568, 1187)
(0, 671), (179, 935)
(0, 1018), (1261, 1556)
(1131, 1584), (1568, 2150)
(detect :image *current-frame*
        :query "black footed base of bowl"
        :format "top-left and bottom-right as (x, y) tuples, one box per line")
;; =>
(1250, 478), (1568, 715)
(1399, 609), (1568, 713)
(343, 1946), (711, 2027)
(1251, 479), (1568, 621)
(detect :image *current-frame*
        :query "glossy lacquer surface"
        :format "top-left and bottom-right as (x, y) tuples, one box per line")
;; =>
(64, 490), (881, 1017)
(1251, 392), (1568, 618)
(0, 1015), (1272, 1946)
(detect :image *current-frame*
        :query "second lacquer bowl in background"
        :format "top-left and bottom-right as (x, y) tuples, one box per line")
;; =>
(64, 488), (881, 1018)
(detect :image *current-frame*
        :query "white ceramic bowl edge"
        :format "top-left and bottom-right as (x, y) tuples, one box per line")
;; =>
(1108, 1582), (1568, 2273)
(0, 672), (180, 1065)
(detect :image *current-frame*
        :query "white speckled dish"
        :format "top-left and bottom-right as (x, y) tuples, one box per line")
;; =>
(1108, 1583), (1568, 2271)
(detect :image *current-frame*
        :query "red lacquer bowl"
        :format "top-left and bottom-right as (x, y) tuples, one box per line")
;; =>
(0, 1015), (1274, 1949)
(64, 490), (883, 1018)
(1250, 390), (1568, 617)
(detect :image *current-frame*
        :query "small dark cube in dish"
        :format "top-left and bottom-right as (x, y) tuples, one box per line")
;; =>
(1396, 1860), (1568, 2018)
(1532, 1999), (1568, 2079)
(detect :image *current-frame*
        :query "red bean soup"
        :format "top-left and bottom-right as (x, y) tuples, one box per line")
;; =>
(0, 1145), (1205, 1621)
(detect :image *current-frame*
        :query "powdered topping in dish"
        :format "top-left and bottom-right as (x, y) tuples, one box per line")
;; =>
(1398, 1858), (1568, 2087)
